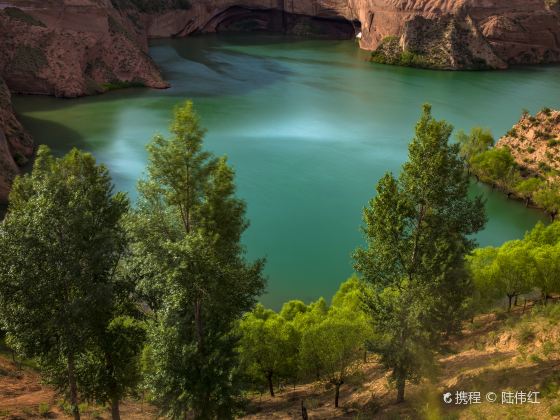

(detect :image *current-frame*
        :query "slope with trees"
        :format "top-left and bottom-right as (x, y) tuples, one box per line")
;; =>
(354, 104), (487, 402)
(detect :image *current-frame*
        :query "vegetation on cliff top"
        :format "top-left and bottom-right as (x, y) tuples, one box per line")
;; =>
(460, 108), (560, 219)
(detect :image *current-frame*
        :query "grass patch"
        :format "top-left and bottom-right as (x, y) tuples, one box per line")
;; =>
(102, 80), (146, 91)
(38, 402), (51, 418)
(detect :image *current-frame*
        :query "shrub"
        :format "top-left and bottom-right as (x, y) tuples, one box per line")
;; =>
(517, 324), (535, 344)
(507, 128), (518, 137)
(529, 354), (542, 363)
(542, 341), (555, 357)
(38, 403), (50, 418)
(548, 139), (560, 147)
(550, 404), (560, 416)
(102, 80), (146, 91)
(540, 373), (560, 398)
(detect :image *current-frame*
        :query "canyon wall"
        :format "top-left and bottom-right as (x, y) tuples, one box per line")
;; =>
(0, 0), (559, 200)
(0, 0), (168, 97)
(142, 0), (560, 70)
(0, 77), (33, 203)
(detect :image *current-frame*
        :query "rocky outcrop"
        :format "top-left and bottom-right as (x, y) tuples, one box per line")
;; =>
(0, 77), (33, 202)
(0, 1), (168, 97)
(497, 109), (560, 177)
(361, 0), (560, 70)
(137, 1), (560, 70)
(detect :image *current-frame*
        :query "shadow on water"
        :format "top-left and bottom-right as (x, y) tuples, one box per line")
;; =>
(15, 114), (87, 155)
(151, 35), (296, 98)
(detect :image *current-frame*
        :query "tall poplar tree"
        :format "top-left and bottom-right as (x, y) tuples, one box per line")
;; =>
(0, 147), (129, 420)
(354, 105), (486, 402)
(128, 101), (265, 419)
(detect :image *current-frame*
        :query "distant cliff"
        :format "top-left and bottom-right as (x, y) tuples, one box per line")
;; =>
(0, 0), (560, 200)
(140, 0), (560, 70)
(0, 1), (168, 98)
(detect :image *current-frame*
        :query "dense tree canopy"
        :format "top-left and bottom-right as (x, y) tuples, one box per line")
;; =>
(0, 147), (129, 420)
(354, 104), (486, 402)
(128, 101), (265, 419)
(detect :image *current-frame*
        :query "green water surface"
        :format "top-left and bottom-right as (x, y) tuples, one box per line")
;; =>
(13, 34), (557, 308)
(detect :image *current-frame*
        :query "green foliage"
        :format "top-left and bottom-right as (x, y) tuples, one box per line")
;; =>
(38, 403), (50, 418)
(469, 221), (560, 311)
(238, 277), (371, 408)
(371, 37), (428, 68)
(300, 317), (364, 408)
(0, 146), (129, 419)
(517, 324), (536, 345)
(102, 80), (146, 91)
(514, 177), (543, 206)
(129, 101), (265, 419)
(456, 127), (494, 164)
(354, 104), (486, 402)
(533, 184), (560, 219)
(470, 147), (516, 188)
(238, 307), (299, 396)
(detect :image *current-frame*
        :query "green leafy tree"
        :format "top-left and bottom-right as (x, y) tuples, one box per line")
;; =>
(530, 244), (560, 303)
(456, 127), (494, 164)
(466, 247), (501, 317)
(354, 105), (486, 402)
(515, 177), (544, 207)
(533, 183), (560, 220)
(470, 147), (516, 189)
(488, 241), (533, 311)
(128, 101), (265, 419)
(300, 317), (365, 408)
(238, 308), (299, 397)
(0, 147), (129, 420)
(524, 221), (560, 245)
(279, 300), (309, 321)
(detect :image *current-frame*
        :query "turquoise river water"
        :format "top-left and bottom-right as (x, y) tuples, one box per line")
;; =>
(13, 34), (559, 308)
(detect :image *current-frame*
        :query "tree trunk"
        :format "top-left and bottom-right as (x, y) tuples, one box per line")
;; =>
(508, 295), (514, 312)
(111, 396), (121, 420)
(194, 299), (203, 351)
(67, 354), (80, 420)
(301, 400), (308, 420)
(396, 375), (406, 403)
(334, 382), (342, 408)
(514, 295), (518, 307)
(267, 373), (275, 397)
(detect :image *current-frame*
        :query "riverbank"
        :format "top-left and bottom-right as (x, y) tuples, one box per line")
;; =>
(467, 108), (560, 220)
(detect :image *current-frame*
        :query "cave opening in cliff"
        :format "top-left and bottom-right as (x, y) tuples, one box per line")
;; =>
(202, 6), (358, 40)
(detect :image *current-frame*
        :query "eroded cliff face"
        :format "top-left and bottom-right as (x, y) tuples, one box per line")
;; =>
(357, 0), (560, 69)
(0, 77), (33, 203)
(0, 0), (168, 97)
(497, 109), (560, 178)
(140, 0), (560, 70)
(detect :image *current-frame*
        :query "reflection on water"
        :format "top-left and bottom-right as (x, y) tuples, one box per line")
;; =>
(13, 34), (559, 308)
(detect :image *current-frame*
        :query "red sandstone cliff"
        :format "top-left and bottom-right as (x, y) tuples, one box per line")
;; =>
(141, 0), (560, 70)
(0, 77), (33, 203)
(0, 0), (168, 97)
